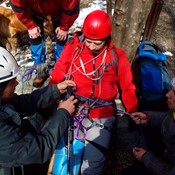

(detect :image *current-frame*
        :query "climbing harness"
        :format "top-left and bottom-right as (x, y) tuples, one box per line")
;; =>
(22, 64), (36, 82)
(66, 87), (131, 142)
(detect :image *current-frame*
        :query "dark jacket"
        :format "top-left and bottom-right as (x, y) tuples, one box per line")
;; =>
(0, 84), (69, 167)
(142, 111), (175, 175)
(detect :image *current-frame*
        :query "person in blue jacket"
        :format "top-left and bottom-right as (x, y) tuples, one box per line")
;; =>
(129, 86), (175, 175)
(0, 47), (78, 174)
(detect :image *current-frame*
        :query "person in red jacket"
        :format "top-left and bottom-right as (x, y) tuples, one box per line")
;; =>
(49, 10), (138, 175)
(10, 0), (80, 88)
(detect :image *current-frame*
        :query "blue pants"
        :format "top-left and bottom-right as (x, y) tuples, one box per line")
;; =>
(29, 15), (67, 64)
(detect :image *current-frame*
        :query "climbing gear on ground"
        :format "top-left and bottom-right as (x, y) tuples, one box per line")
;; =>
(22, 64), (36, 83)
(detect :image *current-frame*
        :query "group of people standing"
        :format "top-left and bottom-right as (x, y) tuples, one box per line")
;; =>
(0, 0), (174, 175)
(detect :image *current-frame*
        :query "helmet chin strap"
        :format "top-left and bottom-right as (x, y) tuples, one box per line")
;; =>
(0, 80), (9, 97)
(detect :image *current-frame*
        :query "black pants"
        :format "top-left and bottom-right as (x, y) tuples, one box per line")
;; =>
(122, 162), (153, 175)
(0, 161), (50, 175)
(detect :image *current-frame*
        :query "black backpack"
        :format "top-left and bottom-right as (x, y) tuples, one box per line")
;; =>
(132, 40), (171, 111)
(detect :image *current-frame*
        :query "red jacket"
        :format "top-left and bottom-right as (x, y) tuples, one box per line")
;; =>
(10, 0), (80, 31)
(50, 32), (138, 118)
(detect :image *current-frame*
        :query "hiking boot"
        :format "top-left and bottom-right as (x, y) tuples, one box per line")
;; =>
(33, 74), (49, 88)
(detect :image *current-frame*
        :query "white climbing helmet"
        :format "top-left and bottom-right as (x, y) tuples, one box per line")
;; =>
(0, 47), (20, 83)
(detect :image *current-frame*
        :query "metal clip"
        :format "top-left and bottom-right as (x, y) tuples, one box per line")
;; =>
(98, 123), (104, 129)
(76, 106), (85, 116)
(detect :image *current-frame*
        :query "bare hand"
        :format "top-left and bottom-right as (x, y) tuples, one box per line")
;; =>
(133, 147), (147, 161)
(58, 96), (78, 114)
(130, 112), (148, 125)
(57, 80), (76, 94)
(55, 27), (68, 41)
(28, 26), (41, 39)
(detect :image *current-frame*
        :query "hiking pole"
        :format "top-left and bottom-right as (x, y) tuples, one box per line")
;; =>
(67, 86), (75, 175)
(67, 118), (71, 175)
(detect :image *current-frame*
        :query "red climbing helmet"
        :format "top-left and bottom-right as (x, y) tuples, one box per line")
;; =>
(83, 10), (112, 39)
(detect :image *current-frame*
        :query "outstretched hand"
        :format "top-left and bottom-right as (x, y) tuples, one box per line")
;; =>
(130, 112), (149, 125)
(133, 147), (147, 161)
(58, 96), (78, 114)
(57, 80), (76, 94)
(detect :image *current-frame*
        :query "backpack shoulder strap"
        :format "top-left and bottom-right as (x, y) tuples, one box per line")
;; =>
(77, 32), (85, 43)
(112, 47), (118, 75)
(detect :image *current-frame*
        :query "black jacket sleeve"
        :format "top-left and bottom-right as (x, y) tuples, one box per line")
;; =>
(0, 84), (70, 167)
(0, 108), (70, 167)
(10, 84), (61, 116)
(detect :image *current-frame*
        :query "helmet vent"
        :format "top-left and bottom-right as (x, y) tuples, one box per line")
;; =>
(3, 55), (8, 62)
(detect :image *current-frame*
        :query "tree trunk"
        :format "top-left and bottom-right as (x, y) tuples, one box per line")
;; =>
(109, 0), (154, 61)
